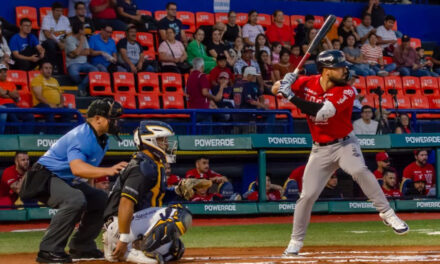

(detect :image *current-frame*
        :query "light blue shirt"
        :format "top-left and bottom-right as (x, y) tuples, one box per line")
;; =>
(38, 123), (108, 184)
(89, 34), (117, 67)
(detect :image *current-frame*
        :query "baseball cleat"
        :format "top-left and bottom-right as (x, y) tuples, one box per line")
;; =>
(70, 248), (104, 261)
(379, 209), (409, 235)
(282, 239), (303, 256)
(36, 250), (72, 263)
(126, 249), (158, 264)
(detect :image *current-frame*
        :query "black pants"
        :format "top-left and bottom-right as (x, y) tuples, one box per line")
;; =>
(12, 46), (40, 71)
(39, 175), (107, 253)
(41, 39), (63, 74)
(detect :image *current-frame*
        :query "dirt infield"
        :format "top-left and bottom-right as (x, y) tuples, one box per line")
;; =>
(3, 246), (440, 264)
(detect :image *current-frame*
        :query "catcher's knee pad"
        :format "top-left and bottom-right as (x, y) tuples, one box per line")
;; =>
(142, 205), (192, 252)
(157, 238), (185, 262)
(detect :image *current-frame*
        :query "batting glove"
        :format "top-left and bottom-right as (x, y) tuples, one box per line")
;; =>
(278, 73), (297, 100)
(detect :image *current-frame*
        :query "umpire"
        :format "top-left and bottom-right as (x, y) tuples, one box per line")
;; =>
(24, 98), (127, 263)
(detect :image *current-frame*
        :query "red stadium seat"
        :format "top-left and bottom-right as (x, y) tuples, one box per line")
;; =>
(155, 10), (167, 21)
(428, 96), (440, 109)
(7, 70), (29, 93)
(353, 76), (367, 95)
(366, 76), (385, 94)
(62, 94), (76, 109)
(138, 94), (161, 109)
(276, 96), (296, 118)
(290, 15), (304, 29)
(401, 76), (421, 95)
(396, 38), (421, 49)
(394, 95), (411, 109)
(16, 6), (39, 29)
(162, 93), (185, 109)
(313, 16), (324, 29)
(393, 20), (398, 31)
(257, 13), (272, 28)
(361, 94), (375, 107)
(138, 10), (152, 16)
(195, 12), (214, 28)
(28, 70), (40, 84)
(235, 13), (248, 26)
(334, 17), (343, 27)
(136, 32), (156, 56)
(161, 73), (183, 93)
(352, 17), (361, 27)
(420, 76), (439, 95)
(384, 76), (403, 95)
(17, 93), (32, 108)
(178, 11), (196, 33)
(113, 72), (136, 94)
(114, 94), (137, 109)
(89, 72), (113, 96)
(137, 72), (161, 94)
(382, 56), (393, 64)
(215, 13), (228, 24)
(373, 94), (393, 109)
(263, 95), (276, 110)
(411, 95), (429, 109)
(111, 31), (126, 43)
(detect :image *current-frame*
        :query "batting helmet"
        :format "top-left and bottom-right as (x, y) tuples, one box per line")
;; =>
(316, 50), (351, 72)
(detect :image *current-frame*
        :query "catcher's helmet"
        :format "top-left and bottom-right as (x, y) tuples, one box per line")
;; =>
(134, 120), (177, 163)
(316, 50), (351, 72)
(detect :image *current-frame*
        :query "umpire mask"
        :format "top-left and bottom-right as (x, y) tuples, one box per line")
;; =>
(87, 98), (123, 141)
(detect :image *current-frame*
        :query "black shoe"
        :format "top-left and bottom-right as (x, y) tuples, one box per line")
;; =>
(36, 250), (72, 263)
(69, 248), (104, 260)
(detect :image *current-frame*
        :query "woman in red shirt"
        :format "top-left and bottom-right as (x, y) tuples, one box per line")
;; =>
(395, 113), (412, 134)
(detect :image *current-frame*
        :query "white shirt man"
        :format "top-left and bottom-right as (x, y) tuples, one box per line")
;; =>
(39, 11), (71, 42)
(353, 105), (378, 135)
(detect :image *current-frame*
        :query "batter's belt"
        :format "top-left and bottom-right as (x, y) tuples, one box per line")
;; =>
(313, 136), (350, 147)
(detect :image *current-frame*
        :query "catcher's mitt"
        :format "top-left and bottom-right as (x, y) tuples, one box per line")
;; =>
(175, 178), (212, 200)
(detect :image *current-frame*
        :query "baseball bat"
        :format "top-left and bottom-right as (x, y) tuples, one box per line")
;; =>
(272, 15), (337, 94)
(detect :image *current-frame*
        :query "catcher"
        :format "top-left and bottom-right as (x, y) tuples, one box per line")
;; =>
(102, 121), (192, 264)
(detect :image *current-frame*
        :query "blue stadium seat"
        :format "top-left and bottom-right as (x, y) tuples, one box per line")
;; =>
(400, 178), (413, 195)
(218, 181), (235, 199)
(283, 179), (299, 200)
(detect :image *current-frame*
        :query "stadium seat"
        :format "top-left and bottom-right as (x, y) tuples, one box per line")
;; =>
(290, 15), (304, 29)
(16, 6), (39, 29)
(366, 76), (385, 94)
(394, 95), (412, 109)
(263, 95), (277, 110)
(218, 182), (235, 199)
(62, 93), (76, 108)
(411, 95), (429, 109)
(235, 13), (248, 26)
(334, 17), (343, 27)
(402, 76), (421, 95)
(276, 96), (296, 118)
(138, 10), (152, 16)
(373, 94), (393, 109)
(195, 12), (214, 28)
(28, 70), (40, 83)
(162, 93), (185, 109)
(429, 95), (440, 109)
(113, 72), (136, 94)
(161, 73), (183, 93)
(154, 10), (167, 21)
(114, 94), (137, 109)
(382, 56), (393, 64)
(352, 17), (361, 27)
(313, 16), (324, 29)
(257, 13), (272, 28)
(420, 76), (439, 95)
(17, 93), (32, 108)
(400, 178), (412, 195)
(397, 38), (421, 49)
(88, 72), (113, 96)
(384, 76), (403, 95)
(136, 32), (155, 50)
(137, 72), (161, 94)
(361, 94), (375, 107)
(111, 31), (126, 43)
(138, 94), (161, 109)
(282, 179), (299, 200)
(393, 20), (398, 31)
(177, 11), (196, 33)
(7, 70), (29, 93)
(214, 12), (228, 24)
(353, 76), (367, 95)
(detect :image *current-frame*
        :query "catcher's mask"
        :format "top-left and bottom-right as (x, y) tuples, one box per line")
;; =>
(87, 98), (123, 141)
(134, 120), (177, 163)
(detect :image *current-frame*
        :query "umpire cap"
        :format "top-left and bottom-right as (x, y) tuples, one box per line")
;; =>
(87, 98), (123, 119)
(316, 50), (351, 72)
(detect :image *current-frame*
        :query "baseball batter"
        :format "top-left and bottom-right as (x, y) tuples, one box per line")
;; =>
(276, 50), (409, 256)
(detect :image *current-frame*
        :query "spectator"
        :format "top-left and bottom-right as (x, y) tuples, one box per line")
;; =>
(376, 15), (397, 55)
(0, 27), (11, 65)
(319, 173), (343, 199)
(375, 108), (392, 134)
(68, 0), (92, 18)
(294, 14), (315, 47)
(9, 18), (45, 71)
(271, 42), (282, 65)
(66, 22), (98, 97)
(158, 27), (188, 73)
(94, 176), (110, 193)
(90, 0), (126, 31)
(190, 179), (223, 202)
(416, 47), (438, 77)
(406, 174), (429, 197)
(39, 2), (72, 74)
(89, 25), (117, 72)
(331, 39), (341, 51)
(200, 22), (226, 48)
(257, 50), (275, 90)
(223, 11), (242, 46)
(228, 36), (243, 65)
(373, 151), (391, 179)
(254, 34), (271, 59)
(187, 28), (216, 73)
(186, 156), (227, 184)
(266, 10), (294, 48)
(242, 10), (264, 46)
(288, 164), (305, 192)
(247, 174), (283, 201)
(394, 35), (431, 77)
(233, 45), (261, 77)
(348, 73), (363, 114)
(403, 150), (436, 193)
(431, 45), (440, 75)
(31, 60), (72, 130)
(158, 2), (187, 45)
(209, 54), (233, 87)
(210, 71), (234, 111)
(338, 16), (360, 48)
(165, 162), (181, 187)
(362, 0), (386, 28)
(208, 29), (233, 65)
(69, 1), (96, 38)
(289, 45), (302, 69)
(115, 0), (142, 25)
(381, 168), (401, 198)
(395, 113), (413, 134)
(0, 64), (34, 134)
(357, 13), (376, 45)
(361, 33), (396, 76)
(302, 28), (328, 75)
(0, 17), (19, 42)
(0, 152), (29, 207)
(353, 105), (378, 135)
(117, 25), (157, 73)
(344, 35), (375, 76)
(274, 48), (295, 81)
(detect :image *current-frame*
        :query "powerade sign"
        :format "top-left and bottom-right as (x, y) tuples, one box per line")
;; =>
(252, 134), (312, 148)
(357, 135), (390, 149)
(391, 133), (440, 147)
(18, 135), (61, 151)
(178, 135), (252, 150)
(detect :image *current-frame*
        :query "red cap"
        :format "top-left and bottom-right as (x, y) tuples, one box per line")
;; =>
(376, 152), (389, 162)
(413, 174), (426, 182)
(167, 174), (181, 186)
(95, 176), (109, 184)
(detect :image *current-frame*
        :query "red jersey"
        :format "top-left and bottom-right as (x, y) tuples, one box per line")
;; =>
(0, 165), (23, 203)
(247, 189), (282, 201)
(381, 186), (402, 198)
(185, 168), (222, 180)
(191, 193), (223, 202)
(90, 0), (117, 19)
(403, 162), (435, 191)
(209, 66), (234, 85)
(266, 24), (294, 45)
(373, 170), (383, 179)
(288, 165), (305, 192)
(291, 75), (355, 143)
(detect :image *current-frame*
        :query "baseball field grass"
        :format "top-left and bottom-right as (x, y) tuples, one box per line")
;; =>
(1, 219), (439, 255)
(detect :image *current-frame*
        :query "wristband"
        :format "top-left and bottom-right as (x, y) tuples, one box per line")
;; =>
(119, 233), (130, 243)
